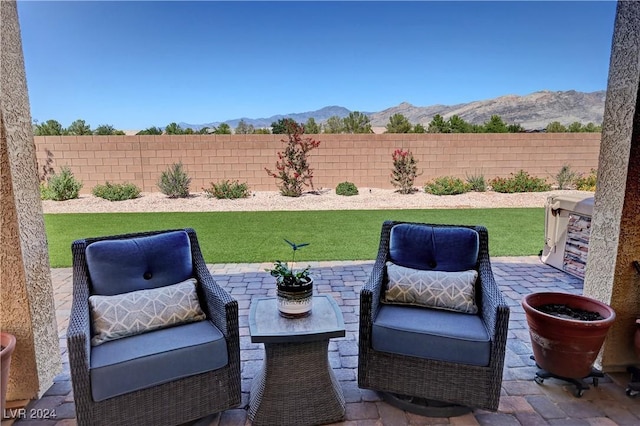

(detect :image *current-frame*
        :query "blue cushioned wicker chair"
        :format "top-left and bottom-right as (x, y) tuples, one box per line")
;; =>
(358, 221), (510, 415)
(67, 228), (241, 426)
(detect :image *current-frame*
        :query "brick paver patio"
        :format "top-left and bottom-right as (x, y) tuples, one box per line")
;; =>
(4, 257), (640, 426)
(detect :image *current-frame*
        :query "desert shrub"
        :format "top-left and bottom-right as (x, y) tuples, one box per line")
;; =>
(466, 172), (486, 192)
(575, 169), (598, 191)
(158, 162), (191, 198)
(390, 149), (420, 194)
(335, 181), (359, 196)
(424, 176), (469, 195)
(555, 164), (578, 190)
(203, 180), (250, 199)
(40, 166), (83, 201)
(265, 121), (321, 197)
(92, 182), (141, 201)
(489, 170), (551, 193)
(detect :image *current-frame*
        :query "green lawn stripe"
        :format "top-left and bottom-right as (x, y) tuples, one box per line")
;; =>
(44, 208), (544, 268)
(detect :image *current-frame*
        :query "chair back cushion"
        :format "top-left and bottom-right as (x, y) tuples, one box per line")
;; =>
(86, 230), (193, 296)
(389, 224), (479, 271)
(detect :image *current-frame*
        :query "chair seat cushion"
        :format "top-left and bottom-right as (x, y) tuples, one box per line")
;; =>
(90, 320), (228, 402)
(372, 304), (491, 366)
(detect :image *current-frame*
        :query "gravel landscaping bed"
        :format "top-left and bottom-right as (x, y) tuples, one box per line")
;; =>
(42, 188), (594, 214)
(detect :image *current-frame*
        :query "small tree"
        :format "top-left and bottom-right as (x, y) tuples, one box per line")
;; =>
(428, 114), (450, 133)
(213, 123), (232, 134)
(323, 116), (344, 134)
(235, 119), (255, 134)
(546, 121), (567, 132)
(137, 126), (163, 135)
(483, 115), (508, 133)
(94, 124), (125, 135)
(34, 119), (64, 136)
(385, 113), (412, 133)
(304, 117), (321, 134)
(271, 118), (300, 134)
(448, 115), (470, 133)
(343, 111), (372, 134)
(412, 123), (426, 133)
(164, 122), (184, 135)
(67, 119), (92, 135)
(265, 121), (321, 197)
(390, 149), (420, 194)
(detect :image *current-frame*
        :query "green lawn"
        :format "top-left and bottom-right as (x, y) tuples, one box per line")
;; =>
(44, 208), (544, 268)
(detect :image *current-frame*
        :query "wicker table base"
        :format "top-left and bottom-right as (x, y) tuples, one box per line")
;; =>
(248, 340), (346, 425)
(248, 296), (346, 426)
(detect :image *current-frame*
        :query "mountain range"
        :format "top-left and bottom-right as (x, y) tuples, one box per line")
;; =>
(179, 90), (606, 132)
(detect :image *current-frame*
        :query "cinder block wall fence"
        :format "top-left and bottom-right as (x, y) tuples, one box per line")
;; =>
(34, 133), (601, 194)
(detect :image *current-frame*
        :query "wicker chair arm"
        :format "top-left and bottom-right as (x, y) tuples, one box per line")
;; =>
(186, 228), (238, 338)
(198, 272), (238, 337)
(66, 256), (94, 412)
(475, 226), (510, 340)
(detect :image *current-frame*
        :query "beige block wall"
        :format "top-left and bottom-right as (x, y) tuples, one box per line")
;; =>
(35, 133), (601, 194)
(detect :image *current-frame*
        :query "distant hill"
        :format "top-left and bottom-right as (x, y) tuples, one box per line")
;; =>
(179, 90), (605, 132)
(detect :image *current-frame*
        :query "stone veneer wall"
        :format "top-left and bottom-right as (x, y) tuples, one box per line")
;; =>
(34, 133), (600, 194)
(1, 0), (61, 401)
(563, 214), (591, 279)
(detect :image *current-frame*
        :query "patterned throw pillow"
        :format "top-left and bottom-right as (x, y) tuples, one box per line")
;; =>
(383, 262), (478, 314)
(89, 278), (206, 346)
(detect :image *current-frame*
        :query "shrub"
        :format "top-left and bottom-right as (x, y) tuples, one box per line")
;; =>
(575, 169), (597, 191)
(390, 149), (420, 194)
(489, 170), (551, 193)
(335, 181), (359, 196)
(92, 182), (141, 201)
(265, 121), (321, 197)
(203, 180), (250, 199)
(466, 172), (486, 192)
(41, 166), (83, 201)
(424, 176), (469, 195)
(158, 162), (191, 198)
(555, 164), (578, 190)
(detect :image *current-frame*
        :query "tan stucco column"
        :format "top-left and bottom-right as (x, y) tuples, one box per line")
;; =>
(1, 0), (61, 401)
(583, 1), (640, 372)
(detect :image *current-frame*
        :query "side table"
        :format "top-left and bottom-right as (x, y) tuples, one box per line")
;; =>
(248, 295), (346, 426)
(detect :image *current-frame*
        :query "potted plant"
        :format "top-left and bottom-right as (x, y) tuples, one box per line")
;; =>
(267, 239), (313, 318)
(1, 332), (16, 415)
(522, 292), (616, 381)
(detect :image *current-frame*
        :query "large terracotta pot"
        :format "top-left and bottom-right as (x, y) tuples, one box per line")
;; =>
(276, 277), (313, 318)
(522, 292), (615, 379)
(1, 332), (16, 415)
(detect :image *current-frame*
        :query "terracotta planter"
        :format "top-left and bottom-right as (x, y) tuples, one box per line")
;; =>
(277, 278), (313, 318)
(522, 292), (615, 379)
(1, 332), (16, 415)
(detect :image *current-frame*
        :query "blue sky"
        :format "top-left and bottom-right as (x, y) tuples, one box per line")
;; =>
(18, 1), (617, 130)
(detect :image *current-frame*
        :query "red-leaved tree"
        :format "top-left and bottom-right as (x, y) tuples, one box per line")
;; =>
(265, 119), (321, 197)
